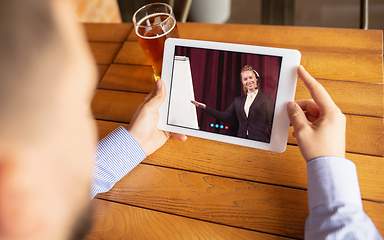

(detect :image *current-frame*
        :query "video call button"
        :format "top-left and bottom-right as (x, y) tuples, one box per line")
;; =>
(210, 123), (229, 130)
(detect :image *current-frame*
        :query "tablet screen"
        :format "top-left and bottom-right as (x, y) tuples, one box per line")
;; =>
(168, 46), (282, 144)
(159, 38), (300, 152)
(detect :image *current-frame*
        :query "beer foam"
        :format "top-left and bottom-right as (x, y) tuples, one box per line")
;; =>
(135, 13), (176, 40)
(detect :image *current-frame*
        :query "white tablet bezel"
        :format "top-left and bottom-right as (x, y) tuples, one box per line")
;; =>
(158, 38), (301, 153)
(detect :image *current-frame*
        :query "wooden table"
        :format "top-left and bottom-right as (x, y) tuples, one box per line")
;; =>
(84, 22), (383, 239)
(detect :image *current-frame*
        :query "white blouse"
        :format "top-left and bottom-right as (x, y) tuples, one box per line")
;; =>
(244, 89), (258, 117)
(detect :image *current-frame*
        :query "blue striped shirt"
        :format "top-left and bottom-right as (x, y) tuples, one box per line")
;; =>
(306, 157), (382, 239)
(91, 125), (146, 199)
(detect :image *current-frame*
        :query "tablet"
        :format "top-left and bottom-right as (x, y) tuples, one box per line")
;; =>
(158, 38), (301, 152)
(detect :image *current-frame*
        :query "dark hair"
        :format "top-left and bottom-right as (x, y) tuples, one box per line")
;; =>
(240, 65), (260, 93)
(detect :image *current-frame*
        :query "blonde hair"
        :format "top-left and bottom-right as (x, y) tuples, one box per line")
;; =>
(240, 65), (260, 94)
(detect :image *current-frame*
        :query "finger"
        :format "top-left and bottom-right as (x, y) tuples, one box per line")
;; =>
(287, 101), (309, 133)
(141, 81), (158, 106)
(162, 130), (172, 139)
(191, 100), (200, 105)
(304, 111), (319, 123)
(298, 66), (336, 113)
(171, 132), (188, 141)
(295, 99), (320, 118)
(142, 79), (166, 110)
(131, 81), (161, 120)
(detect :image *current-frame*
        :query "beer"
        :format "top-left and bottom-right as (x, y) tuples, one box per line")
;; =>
(133, 5), (179, 80)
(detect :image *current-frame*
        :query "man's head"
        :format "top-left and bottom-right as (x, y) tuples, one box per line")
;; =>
(0, 0), (97, 239)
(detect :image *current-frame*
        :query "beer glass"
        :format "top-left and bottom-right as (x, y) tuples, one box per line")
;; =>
(133, 3), (179, 80)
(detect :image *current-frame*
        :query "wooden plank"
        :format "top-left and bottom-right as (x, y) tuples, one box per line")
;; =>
(89, 42), (122, 65)
(91, 90), (145, 123)
(98, 64), (383, 117)
(301, 51), (383, 84)
(95, 120), (384, 203)
(288, 115), (384, 156)
(114, 42), (150, 65)
(91, 88), (384, 156)
(114, 42), (383, 84)
(98, 64), (155, 93)
(96, 120), (125, 140)
(148, 138), (384, 203)
(345, 115), (384, 155)
(126, 23), (383, 55)
(96, 64), (109, 84)
(97, 164), (309, 239)
(85, 199), (290, 240)
(295, 79), (384, 117)
(83, 23), (133, 42)
(96, 164), (384, 239)
(363, 201), (384, 237)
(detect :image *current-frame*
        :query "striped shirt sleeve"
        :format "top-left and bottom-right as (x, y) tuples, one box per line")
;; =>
(90, 126), (146, 199)
(305, 156), (382, 239)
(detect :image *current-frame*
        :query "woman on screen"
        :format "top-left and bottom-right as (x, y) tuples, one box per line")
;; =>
(191, 65), (274, 143)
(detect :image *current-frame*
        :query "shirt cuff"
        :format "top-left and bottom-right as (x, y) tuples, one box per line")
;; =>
(306, 156), (362, 210)
(91, 126), (146, 199)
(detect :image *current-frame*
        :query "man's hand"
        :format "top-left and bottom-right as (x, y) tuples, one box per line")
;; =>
(127, 79), (187, 156)
(287, 66), (346, 162)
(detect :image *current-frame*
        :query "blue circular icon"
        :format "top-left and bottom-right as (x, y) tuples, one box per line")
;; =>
(210, 123), (214, 127)
(215, 124), (219, 128)
(220, 125), (224, 129)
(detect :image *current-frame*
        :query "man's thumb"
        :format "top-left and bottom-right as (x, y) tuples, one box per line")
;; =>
(145, 79), (166, 109)
(287, 101), (308, 131)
